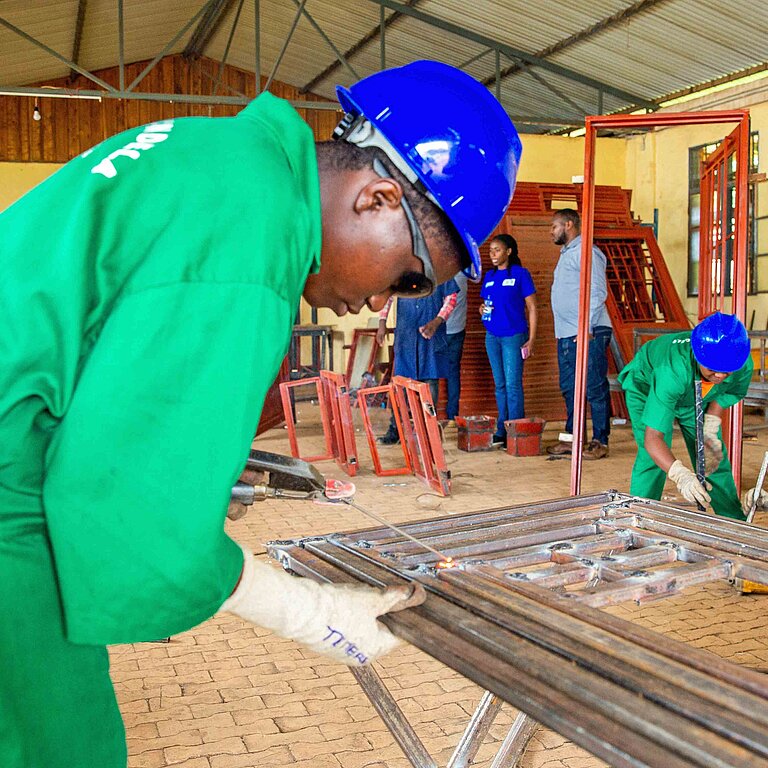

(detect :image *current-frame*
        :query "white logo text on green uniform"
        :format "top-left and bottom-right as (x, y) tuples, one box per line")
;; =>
(91, 121), (175, 179)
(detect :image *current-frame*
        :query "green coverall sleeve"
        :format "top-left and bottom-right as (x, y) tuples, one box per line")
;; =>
(640, 368), (686, 434)
(43, 281), (292, 645)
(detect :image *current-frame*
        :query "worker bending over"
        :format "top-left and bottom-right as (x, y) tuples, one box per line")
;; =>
(618, 312), (751, 519)
(0, 62), (522, 768)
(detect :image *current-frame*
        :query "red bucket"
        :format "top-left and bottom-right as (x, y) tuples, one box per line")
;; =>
(504, 418), (546, 456)
(455, 415), (495, 452)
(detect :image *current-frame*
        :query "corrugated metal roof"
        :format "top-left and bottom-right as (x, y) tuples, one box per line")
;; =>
(1, 0), (766, 133)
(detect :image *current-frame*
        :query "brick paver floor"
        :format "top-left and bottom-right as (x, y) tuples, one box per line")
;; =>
(112, 401), (768, 768)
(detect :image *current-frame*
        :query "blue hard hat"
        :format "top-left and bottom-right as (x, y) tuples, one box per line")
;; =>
(335, 60), (522, 281)
(691, 312), (750, 372)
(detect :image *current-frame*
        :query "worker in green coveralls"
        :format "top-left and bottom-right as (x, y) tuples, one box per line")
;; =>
(0, 62), (522, 768)
(618, 312), (753, 519)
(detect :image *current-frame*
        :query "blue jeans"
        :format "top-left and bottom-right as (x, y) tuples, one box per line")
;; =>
(557, 326), (612, 445)
(485, 332), (527, 437)
(445, 330), (466, 420)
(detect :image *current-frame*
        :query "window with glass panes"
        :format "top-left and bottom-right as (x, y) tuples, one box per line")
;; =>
(687, 134), (760, 296)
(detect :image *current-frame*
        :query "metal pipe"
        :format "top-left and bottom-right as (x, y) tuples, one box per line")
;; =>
(447, 691), (503, 768)
(0, 85), (340, 109)
(126, 0), (218, 92)
(118, 0), (125, 91)
(308, 543), (768, 765)
(488, 712), (539, 768)
(694, 379), (706, 511)
(264, 0), (306, 93)
(0, 15), (115, 92)
(213, 0), (245, 97)
(746, 451), (768, 524)
(569, 117), (597, 495)
(348, 665), (437, 768)
(254, 0), (260, 93)
(290, 0), (358, 82)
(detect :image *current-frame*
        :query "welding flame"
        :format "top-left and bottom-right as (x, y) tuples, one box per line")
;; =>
(436, 557), (456, 569)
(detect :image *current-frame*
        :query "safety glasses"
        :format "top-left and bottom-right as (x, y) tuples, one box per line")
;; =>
(372, 158), (436, 298)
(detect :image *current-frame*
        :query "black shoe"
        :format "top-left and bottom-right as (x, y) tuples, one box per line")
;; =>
(492, 434), (506, 448)
(378, 431), (400, 445)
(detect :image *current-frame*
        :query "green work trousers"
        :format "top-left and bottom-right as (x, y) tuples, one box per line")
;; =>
(625, 390), (745, 520)
(0, 514), (126, 768)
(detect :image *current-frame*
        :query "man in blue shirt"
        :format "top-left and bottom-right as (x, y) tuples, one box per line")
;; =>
(548, 208), (612, 460)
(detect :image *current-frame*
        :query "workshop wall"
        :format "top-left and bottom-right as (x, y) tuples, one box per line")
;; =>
(7, 54), (768, 372)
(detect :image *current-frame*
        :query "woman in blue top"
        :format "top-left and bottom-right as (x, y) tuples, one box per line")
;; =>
(480, 234), (538, 446)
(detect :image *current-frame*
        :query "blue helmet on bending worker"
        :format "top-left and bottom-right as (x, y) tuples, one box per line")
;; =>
(334, 60), (523, 283)
(691, 312), (751, 373)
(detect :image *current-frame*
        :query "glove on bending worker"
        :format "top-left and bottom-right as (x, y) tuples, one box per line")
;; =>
(0, 61), (521, 768)
(618, 312), (752, 520)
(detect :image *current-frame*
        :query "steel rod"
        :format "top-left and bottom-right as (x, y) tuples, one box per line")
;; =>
(213, 0), (245, 96)
(746, 451), (768, 524)
(0, 15), (115, 92)
(694, 379), (706, 511)
(488, 712), (539, 768)
(254, 0), (260, 93)
(264, 0), (306, 93)
(447, 691), (503, 768)
(117, 0), (125, 91)
(126, 0), (218, 92)
(349, 665), (437, 768)
(342, 499), (452, 562)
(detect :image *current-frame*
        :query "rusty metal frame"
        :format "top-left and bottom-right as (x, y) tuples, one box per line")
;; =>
(391, 376), (450, 496)
(319, 370), (359, 477)
(573, 111), (751, 495)
(279, 377), (334, 463)
(269, 491), (768, 768)
(357, 384), (412, 477)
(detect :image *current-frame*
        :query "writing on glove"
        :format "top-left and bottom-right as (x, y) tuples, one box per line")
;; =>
(221, 547), (425, 666)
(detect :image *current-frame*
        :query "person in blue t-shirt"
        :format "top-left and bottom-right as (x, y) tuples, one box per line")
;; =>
(480, 234), (538, 446)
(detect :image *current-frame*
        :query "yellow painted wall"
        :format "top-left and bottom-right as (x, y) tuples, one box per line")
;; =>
(0, 163), (61, 212)
(517, 134), (626, 185)
(625, 99), (768, 329)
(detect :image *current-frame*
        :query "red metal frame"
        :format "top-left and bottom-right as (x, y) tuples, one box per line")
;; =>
(357, 384), (412, 476)
(279, 377), (334, 462)
(596, 226), (690, 363)
(319, 370), (359, 477)
(574, 110), (750, 495)
(698, 124), (750, 485)
(391, 376), (451, 496)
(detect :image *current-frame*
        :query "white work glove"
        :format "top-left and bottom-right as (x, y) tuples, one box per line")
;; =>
(702, 414), (724, 474)
(221, 547), (425, 666)
(741, 487), (768, 514)
(668, 459), (712, 507)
